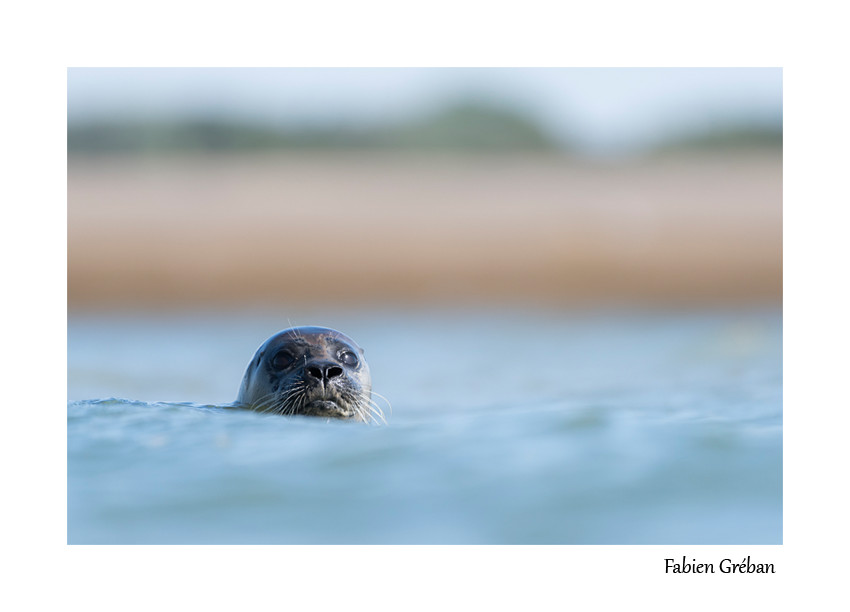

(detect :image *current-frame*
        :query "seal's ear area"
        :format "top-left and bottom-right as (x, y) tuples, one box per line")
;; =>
(359, 347), (365, 355)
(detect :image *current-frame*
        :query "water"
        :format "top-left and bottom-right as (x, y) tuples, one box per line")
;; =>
(68, 307), (782, 544)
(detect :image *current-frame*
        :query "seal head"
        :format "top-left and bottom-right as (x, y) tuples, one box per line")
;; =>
(237, 326), (375, 422)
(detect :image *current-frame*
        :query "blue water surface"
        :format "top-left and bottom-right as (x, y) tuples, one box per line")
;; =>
(67, 307), (782, 544)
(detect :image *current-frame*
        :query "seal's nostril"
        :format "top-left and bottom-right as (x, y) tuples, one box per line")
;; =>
(306, 366), (323, 379)
(327, 366), (343, 379)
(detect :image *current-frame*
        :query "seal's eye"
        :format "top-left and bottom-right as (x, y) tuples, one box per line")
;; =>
(272, 350), (296, 369)
(339, 350), (358, 367)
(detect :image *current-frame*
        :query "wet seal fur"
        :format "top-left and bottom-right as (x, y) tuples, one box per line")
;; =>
(236, 326), (383, 423)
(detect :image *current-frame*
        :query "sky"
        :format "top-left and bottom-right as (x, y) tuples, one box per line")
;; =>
(67, 68), (782, 154)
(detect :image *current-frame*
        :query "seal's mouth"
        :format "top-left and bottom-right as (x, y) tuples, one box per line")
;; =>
(255, 380), (366, 421)
(302, 398), (355, 419)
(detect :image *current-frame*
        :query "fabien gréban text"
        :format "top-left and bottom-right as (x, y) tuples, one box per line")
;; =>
(665, 557), (775, 574)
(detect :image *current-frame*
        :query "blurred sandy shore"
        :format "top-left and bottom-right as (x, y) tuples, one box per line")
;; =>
(68, 152), (781, 309)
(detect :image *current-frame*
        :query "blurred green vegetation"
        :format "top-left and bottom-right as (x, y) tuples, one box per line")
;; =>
(379, 104), (558, 151)
(67, 102), (560, 154)
(653, 121), (782, 154)
(67, 101), (782, 156)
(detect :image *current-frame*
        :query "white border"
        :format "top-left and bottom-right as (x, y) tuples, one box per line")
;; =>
(7, 0), (846, 608)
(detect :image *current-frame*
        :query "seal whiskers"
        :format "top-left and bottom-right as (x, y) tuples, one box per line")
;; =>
(252, 384), (305, 416)
(369, 390), (393, 418)
(358, 393), (387, 425)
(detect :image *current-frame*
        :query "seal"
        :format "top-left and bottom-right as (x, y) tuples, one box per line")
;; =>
(236, 326), (383, 423)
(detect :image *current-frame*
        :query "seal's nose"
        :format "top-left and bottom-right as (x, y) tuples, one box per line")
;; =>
(305, 361), (343, 382)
